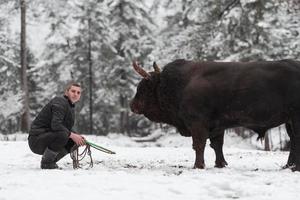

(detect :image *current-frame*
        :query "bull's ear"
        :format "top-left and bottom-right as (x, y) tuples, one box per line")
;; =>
(153, 62), (161, 73)
(132, 61), (151, 79)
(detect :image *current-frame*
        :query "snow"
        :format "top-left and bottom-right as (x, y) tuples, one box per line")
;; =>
(1, 133), (300, 200)
(0, 92), (23, 118)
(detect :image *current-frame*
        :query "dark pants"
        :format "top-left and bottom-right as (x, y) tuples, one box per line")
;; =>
(28, 131), (75, 155)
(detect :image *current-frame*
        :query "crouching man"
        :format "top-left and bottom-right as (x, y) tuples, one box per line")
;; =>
(28, 82), (86, 169)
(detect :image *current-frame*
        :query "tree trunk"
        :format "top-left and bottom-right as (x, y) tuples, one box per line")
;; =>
(126, 110), (130, 136)
(20, 0), (30, 132)
(88, 17), (93, 135)
(119, 94), (128, 134)
(264, 132), (271, 151)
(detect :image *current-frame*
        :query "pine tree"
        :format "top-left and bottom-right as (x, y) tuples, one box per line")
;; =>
(20, 0), (30, 132)
(103, 0), (156, 135)
(0, 0), (23, 134)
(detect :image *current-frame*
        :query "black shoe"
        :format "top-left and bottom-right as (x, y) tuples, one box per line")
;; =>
(55, 148), (69, 162)
(41, 162), (59, 169)
(41, 147), (59, 169)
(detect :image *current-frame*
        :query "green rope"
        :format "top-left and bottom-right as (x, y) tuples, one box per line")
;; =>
(70, 141), (115, 169)
(85, 140), (116, 154)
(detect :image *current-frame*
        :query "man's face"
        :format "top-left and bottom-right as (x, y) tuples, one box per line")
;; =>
(65, 85), (81, 103)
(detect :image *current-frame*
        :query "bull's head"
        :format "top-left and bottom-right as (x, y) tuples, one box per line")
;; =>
(130, 61), (162, 122)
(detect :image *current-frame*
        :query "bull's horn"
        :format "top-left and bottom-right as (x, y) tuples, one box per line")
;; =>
(153, 62), (161, 73)
(132, 61), (151, 79)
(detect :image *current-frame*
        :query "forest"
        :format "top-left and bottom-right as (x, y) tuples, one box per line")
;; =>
(0, 0), (299, 150)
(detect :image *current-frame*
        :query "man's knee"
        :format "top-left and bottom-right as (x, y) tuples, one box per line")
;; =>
(28, 135), (44, 155)
(48, 131), (70, 152)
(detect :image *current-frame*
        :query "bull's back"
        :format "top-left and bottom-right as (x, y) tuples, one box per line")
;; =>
(173, 59), (300, 129)
(211, 60), (300, 128)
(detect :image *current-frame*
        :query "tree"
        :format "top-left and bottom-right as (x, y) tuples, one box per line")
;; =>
(0, 0), (24, 133)
(87, 18), (93, 135)
(151, 0), (228, 63)
(103, 0), (156, 135)
(20, 0), (30, 132)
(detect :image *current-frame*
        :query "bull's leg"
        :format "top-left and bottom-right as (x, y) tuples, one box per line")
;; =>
(210, 130), (228, 168)
(283, 122), (296, 169)
(290, 116), (300, 171)
(190, 123), (209, 169)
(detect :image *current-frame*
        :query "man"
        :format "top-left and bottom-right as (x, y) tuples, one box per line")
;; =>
(28, 82), (85, 169)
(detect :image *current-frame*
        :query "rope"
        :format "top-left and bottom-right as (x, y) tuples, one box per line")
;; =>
(85, 140), (116, 154)
(70, 144), (93, 169)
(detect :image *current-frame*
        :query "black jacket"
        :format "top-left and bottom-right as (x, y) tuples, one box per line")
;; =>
(29, 96), (75, 136)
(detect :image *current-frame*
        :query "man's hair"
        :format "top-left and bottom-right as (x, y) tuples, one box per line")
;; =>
(64, 82), (81, 93)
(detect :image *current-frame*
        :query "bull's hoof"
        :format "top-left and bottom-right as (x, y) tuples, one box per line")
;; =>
(193, 163), (205, 169)
(291, 165), (300, 172)
(215, 161), (228, 168)
(282, 163), (295, 169)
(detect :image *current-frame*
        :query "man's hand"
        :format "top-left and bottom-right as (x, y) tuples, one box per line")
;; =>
(69, 132), (86, 146)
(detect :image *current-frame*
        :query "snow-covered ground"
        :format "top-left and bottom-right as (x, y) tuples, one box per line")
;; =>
(0, 133), (299, 200)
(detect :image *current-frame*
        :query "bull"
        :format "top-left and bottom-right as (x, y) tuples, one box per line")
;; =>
(130, 59), (300, 171)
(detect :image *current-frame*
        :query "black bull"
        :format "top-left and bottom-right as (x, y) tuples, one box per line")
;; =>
(130, 59), (300, 171)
